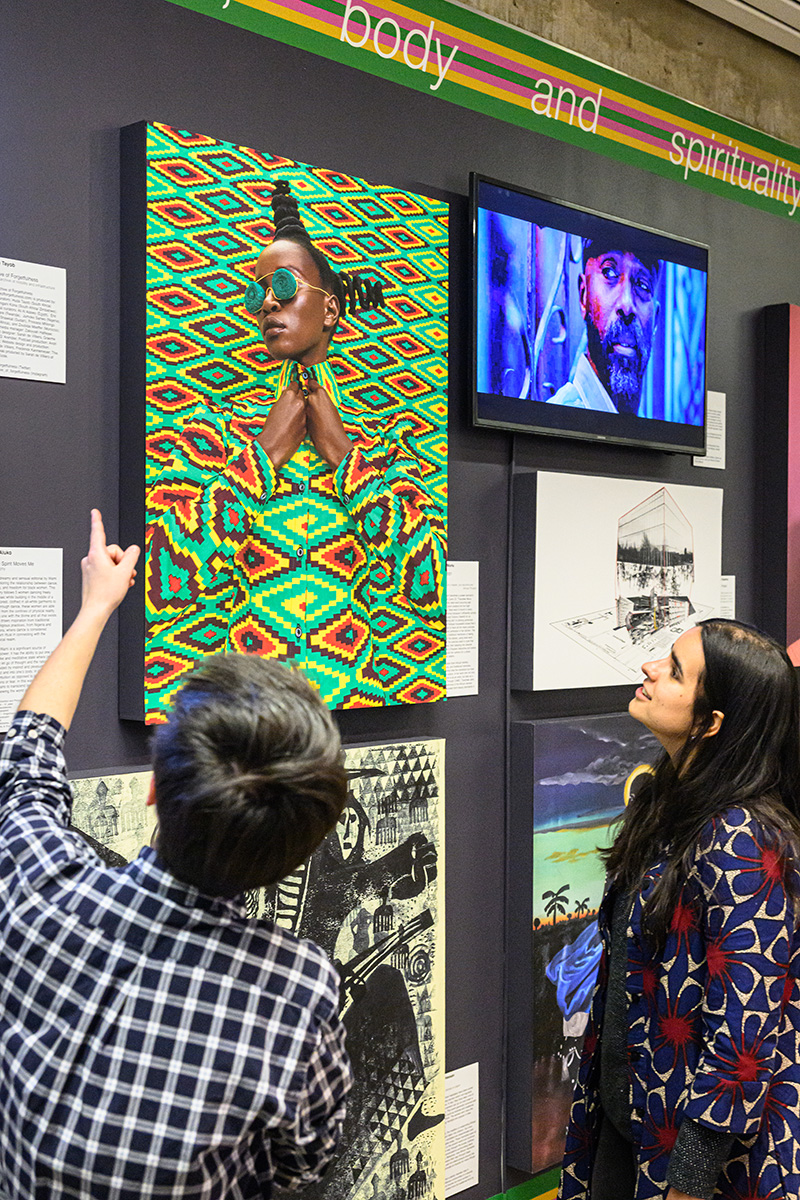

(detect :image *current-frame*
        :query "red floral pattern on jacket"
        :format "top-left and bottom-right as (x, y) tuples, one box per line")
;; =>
(558, 808), (800, 1200)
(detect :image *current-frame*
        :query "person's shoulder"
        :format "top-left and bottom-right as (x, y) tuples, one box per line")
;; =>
(693, 805), (796, 879)
(338, 392), (373, 430)
(689, 805), (800, 917)
(184, 381), (277, 422)
(233, 918), (341, 1016)
(694, 806), (762, 851)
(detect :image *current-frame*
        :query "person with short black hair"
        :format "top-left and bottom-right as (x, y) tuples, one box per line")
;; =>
(558, 619), (800, 1200)
(150, 653), (348, 897)
(0, 510), (352, 1199)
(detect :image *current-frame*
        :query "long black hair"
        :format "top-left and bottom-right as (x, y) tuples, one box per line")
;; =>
(602, 618), (800, 944)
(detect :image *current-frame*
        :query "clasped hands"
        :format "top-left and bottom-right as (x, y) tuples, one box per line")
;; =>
(256, 369), (354, 471)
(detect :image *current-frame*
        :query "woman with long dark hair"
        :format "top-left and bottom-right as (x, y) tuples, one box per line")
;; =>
(558, 618), (800, 1200)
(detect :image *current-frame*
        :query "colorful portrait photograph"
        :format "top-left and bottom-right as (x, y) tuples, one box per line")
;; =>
(135, 123), (448, 721)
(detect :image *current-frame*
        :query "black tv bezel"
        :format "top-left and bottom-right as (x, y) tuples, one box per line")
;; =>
(470, 172), (708, 456)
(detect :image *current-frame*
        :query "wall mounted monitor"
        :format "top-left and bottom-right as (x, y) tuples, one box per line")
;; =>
(471, 173), (708, 454)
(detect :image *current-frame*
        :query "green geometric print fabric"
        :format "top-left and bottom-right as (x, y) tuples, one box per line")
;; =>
(143, 123), (448, 721)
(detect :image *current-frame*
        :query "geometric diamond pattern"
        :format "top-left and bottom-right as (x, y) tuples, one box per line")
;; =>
(369, 1052), (427, 1144)
(142, 122), (447, 721)
(394, 629), (443, 663)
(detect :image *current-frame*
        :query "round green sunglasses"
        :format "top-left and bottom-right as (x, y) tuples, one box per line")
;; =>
(244, 267), (331, 315)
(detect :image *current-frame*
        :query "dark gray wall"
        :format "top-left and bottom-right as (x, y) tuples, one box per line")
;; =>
(1, 2), (797, 1196)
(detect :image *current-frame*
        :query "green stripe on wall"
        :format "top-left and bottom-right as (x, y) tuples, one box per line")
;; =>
(160, 0), (800, 217)
(485, 1167), (561, 1200)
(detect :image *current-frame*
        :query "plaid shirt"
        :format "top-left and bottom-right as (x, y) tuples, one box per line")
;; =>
(0, 711), (351, 1199)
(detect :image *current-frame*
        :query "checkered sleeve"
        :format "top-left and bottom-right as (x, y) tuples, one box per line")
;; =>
(334, 422), (446, 624)
(0, 710), (99, 885)
(146, 402), (277, 618)
(0, 710), (71, 828)
(272, 1002), (352, 1190)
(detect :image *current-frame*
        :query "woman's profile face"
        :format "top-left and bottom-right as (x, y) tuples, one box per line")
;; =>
(252, 240), (339, 366)
(628, 625), (706, 757)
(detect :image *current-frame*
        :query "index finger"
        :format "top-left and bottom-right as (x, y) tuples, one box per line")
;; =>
(89, 508), (108, 554)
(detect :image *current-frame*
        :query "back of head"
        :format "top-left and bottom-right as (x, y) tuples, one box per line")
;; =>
(269, 180), (383, 326)
(270, 180), (345, 324)
(687, 618), (800, 814)
(152, 654), (347, 897)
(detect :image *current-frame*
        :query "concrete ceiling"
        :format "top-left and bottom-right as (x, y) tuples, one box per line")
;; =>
(685, 0), (800, 55)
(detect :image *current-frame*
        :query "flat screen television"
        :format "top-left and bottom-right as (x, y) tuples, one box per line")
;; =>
(471, 173), (708, 454)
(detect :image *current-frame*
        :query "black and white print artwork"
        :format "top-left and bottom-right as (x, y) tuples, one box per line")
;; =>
(531, 471), (723, 689)
(251, 739), (445, 1200)
(71, 769), (155, 864)
(70, 740), (445, 1200)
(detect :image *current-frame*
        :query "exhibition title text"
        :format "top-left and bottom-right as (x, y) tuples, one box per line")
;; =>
(337, 1), (800, 216)
(531, 79), (800, 216)
(669, 131), (799, 216)
(192, 0), (800, 222)
(340, 0), (458, 90)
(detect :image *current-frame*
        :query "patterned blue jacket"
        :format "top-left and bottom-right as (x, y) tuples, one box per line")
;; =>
(558, 807), (800, 1200)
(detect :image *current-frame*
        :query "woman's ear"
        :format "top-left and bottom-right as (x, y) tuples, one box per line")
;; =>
(146, 775), (157, 807)
(702, 710), (724, 740)
(323, 292), (340, 331)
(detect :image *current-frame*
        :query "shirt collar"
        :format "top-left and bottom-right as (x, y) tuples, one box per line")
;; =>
(574, 353), (618, 413)
(276, 358), (343, 406)
(125, 845), (250, 922)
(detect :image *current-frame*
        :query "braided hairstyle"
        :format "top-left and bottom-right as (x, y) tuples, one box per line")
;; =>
(270, 180), (383, 331)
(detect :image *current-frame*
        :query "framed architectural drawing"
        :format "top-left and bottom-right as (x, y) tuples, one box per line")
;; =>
(511, 470), (723, 691)
(506, 715), (658, 1173)
(70, 738), (445, 1200)
(120, 122), (448, 721)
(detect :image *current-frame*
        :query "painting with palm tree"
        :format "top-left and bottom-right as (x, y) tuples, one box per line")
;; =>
(526, 712), (658, 1173)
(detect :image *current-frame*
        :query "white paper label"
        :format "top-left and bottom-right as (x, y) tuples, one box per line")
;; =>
(693, 390), (726, 469)
(445, 1062), (479, 1197)
(0, 258), (66, 384)
(720, 575), (736, 619)
(446, 561), (479, 697)
(0, 548), (63, 730)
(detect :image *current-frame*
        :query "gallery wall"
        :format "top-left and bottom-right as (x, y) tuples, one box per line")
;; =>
(2, 2), (800, 1198)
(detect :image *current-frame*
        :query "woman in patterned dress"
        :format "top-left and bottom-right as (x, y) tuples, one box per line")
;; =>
(558, 618), (800, 1200)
